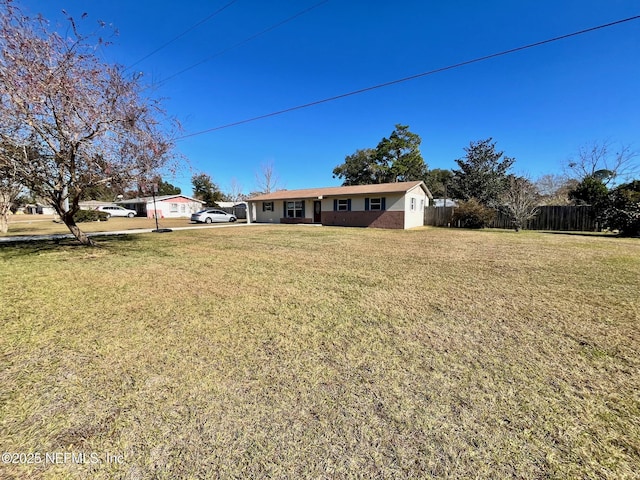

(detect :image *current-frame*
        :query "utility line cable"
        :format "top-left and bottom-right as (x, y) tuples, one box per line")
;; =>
(126, 0), (240, 70)
(176, 14), (640, 140)
(156, 0), (330, 87)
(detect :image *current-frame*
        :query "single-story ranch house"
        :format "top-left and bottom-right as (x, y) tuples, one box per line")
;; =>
(247, 181), (432, 229)
(116, 195), (205, 219)
(23, 203), (56, 215)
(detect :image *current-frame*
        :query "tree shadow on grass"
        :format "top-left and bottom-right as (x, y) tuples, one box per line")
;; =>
(0, 234), (142, 259)
(540, 231), (621, 239)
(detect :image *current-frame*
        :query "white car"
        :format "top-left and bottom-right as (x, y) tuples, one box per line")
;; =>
(191, 209), (237, 223)
(96, 205), (137, 218)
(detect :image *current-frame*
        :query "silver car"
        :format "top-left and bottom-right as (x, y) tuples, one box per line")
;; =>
(96, 205), (137, 218)
(191, 209), (237, 223)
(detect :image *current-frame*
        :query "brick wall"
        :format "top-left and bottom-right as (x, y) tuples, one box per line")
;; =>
(280, 217), (313, 224)
(321, 211), (404, 229)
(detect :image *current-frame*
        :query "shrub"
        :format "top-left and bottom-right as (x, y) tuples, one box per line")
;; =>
(568, 176), (609, 208)
(74, 209), (109, 223)
(602, 180), (640, 237)
(451, 198), (496, 229)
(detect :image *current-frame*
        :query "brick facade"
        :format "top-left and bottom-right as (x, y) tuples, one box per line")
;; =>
(322, 211), (405, 229)
(280, 217), (313, 224)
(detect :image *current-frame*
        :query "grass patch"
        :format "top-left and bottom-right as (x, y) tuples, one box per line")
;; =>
(1, 215), (237, 237)
(1, 226), (639, 479)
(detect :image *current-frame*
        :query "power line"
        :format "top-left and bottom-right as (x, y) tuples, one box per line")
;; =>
(176, 14), (640, 141)
(126, 0), (240, 70)
(155, 0), (330, 88)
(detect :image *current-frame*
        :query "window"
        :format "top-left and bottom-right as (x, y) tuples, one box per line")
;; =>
(370, 198), (382, 211)
(333, 199), (351, 211)
(410, 198), (416, 211)
(170, 203), (178, 212)
(286, 201), (304, 218)
(263, 202), (274, 212)
(365, 197), (385, 211)
(420, 199), (424, 210)
(181, 204), (186, 213)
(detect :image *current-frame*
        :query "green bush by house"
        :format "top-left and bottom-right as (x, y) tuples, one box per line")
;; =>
(74, 209), (109, 223)
(451, 198), (496, 228)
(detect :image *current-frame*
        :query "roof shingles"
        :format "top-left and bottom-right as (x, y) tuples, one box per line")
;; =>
(249, 181), (430, 201)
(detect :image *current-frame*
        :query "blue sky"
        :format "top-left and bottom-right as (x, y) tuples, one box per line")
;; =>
(18, 0), (640, 196)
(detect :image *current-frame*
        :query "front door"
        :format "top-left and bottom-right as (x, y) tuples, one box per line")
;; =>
(313, 200), (322, 223)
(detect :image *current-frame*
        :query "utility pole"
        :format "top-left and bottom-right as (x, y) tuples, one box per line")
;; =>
(150, 182), (172, 233)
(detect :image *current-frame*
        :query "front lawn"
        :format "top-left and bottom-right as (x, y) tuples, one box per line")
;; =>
(2, 215), (243, 238)
(1, 226), (638, 479)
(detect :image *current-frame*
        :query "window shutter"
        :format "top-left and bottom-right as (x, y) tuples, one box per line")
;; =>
(365, 198), (369, 211)
(283, 201), (287, 217)
(347, 199), (352, 211)
(381, 197), (386, 210)
(262, 202), (266, 212)
(301, 201), (306, 217)
(333, 199), (338, 211)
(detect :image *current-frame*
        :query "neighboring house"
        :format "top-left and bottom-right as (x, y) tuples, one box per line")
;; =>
(247, 181), (432, 230)
(24, 203), (56, 215)
(116, 195), (205, 219)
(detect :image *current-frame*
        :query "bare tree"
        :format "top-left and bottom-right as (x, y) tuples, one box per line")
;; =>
(535, 174), (578, 205)
(501, 176), (540, 231)
(228, 177), (244, 202)
(0, 2), (177, 245)
(255, 161), (281, 194)
(565, 141), (638, 186)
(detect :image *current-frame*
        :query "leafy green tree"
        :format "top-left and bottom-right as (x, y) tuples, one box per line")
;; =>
(376, 124), (426, 182)
(602, 180), (640, 237)
(192, 173), (222, 207)
(568, 176), (609, 207)
(423, 168), (453, 197)
(568, 176), (610, 229)
(333, 125), (427, 185)
(449, 138), (515, 207)
(155, 177), (181, 195)
(332, 148), (380, 185)
(80, 184), (117, 201)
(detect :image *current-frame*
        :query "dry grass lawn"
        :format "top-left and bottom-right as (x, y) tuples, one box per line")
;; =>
(2, 214), (235, 237)
(0, 226), (638, 479)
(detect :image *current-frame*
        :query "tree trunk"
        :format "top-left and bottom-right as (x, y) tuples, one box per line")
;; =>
(61, 212), (95, 246)
(0, 194), (11, 233)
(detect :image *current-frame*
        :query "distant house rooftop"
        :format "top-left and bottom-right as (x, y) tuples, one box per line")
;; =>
(116, 194), (203, 205)
(216, 201), (247, 208)
(433, 198), (458, 207)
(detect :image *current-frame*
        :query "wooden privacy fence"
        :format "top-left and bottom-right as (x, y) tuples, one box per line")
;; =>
(424, 205), (597, 231)
(220, 206), (247, 219)
(424, 206), (457, 227)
